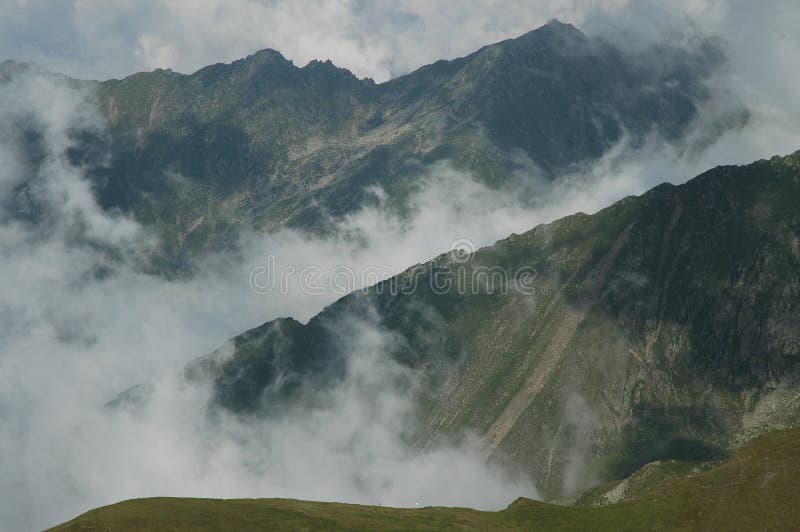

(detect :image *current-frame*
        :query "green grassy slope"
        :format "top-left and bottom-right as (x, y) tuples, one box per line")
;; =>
(50, 428), (800, 531)
(176, 150), (800, 498)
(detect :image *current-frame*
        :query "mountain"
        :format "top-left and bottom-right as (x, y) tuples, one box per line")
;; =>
(2, 20), (735, 269)
(49, 427), (800, 531)
(183, 149), (800, 499)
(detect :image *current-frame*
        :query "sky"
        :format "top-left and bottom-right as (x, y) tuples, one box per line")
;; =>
(0, 0), (788, 83)
(2, 1), (800, 530)
(1, 0), (624, 81)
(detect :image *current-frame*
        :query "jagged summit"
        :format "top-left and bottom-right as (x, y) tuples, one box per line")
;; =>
(243, 47), (292, 65)
(185, 47), (371, 86)
(217, 47), (297, 77)
(188, 18), (588, 84)
(508, 17), (587, 48)
(301, 57), (365, 82)
(126, 19), (591, 83)
(0, 20), (588, 86)
(7, 19), (734, 264)
(542, 18), (579, 30)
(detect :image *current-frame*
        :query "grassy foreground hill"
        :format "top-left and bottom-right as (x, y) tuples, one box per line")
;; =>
(50, 428), (800, 530)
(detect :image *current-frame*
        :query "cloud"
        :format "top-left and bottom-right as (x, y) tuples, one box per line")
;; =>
(2, 3), (800, 530)
(0, 63), (705, 531)
(582, 0), (800, 164)
(0, 1), (623, 81)
(0, 68), (543, 531)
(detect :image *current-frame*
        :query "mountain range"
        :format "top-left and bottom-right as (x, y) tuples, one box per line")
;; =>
(2, 20), (740, 272)
(6, 17), (799, 530)
(78, 19), (799, 502)
(181, 149), (800, 499)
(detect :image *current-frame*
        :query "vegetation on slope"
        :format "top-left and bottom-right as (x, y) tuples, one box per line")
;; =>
(176, 150), (800, 498)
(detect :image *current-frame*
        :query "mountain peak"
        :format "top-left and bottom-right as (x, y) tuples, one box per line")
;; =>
(543, 18), (573, 28)
(245, 48), (292, 65)
(528, 18), (584, 39)
(494, 19), (587, 54)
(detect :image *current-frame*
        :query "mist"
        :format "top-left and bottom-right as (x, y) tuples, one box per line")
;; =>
(0, 69), (542, 532)
(2, 4), (800, 531)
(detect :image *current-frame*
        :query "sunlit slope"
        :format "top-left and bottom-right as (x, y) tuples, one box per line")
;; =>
(184, 150), (800, 498)
(50, 428), (800, 531)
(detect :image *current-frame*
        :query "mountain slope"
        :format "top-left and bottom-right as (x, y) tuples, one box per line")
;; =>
(49, 428), (800, 531)
(185, 150), (800, 498)
(12, 19), (733, 266)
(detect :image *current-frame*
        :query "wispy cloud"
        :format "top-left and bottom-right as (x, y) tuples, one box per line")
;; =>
(2, 3), (800, 530)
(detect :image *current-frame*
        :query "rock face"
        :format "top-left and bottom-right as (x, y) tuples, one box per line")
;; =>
(189, 151), (800, 499)
(21, 19), (729, 266)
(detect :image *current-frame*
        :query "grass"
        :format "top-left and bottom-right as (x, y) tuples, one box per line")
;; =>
(50, 428), (800, 531)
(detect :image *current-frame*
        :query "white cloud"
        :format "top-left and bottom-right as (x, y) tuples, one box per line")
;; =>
(1, 2), (800, 530)
(0, 64), (705, 531)
(135, 34), (179, 71)
(0, 70), (542, 531)
(0, 0), (625, 81)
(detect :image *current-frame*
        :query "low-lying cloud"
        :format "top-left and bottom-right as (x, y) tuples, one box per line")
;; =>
(2, 4), (800, 530)
(0, 68), (543, 532)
